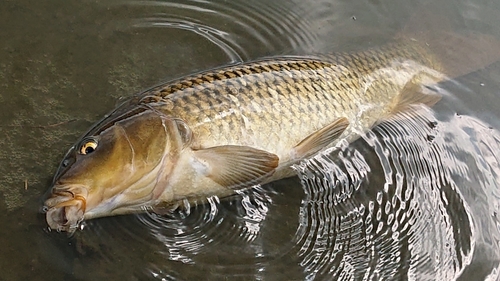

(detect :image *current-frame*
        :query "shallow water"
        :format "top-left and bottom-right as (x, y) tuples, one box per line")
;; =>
(1, 0), (500, 280)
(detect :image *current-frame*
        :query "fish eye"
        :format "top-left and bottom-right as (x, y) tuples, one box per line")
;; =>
(79, 139), (98, 155)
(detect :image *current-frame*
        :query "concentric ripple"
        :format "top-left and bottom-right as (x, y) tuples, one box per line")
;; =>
(290, 105), (500, 280)
(123, 0), (324, 61)
(137, 185), (276, 264)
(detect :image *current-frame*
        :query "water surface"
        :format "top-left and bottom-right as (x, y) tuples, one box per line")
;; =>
(1, 0), (500, 280)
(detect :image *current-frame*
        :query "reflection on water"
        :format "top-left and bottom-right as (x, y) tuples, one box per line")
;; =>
(1, 0), (500, 280)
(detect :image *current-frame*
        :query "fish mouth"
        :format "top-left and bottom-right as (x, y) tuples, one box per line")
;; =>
(43, 185), (88, 232)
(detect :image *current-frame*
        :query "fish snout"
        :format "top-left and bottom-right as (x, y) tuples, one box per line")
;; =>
(43, 185), (88, 232)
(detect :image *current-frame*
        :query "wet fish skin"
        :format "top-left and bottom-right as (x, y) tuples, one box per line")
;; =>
(109, 43), (440, 164)
(44, 41), (443, 232)
(45, 112), (172, 230)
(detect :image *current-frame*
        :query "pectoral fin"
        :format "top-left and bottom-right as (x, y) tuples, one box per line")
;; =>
(193, 145), (279, 189)
(293, 117), (349, 159)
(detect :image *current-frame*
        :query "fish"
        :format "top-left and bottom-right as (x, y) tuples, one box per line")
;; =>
(44, 38), (471, 232)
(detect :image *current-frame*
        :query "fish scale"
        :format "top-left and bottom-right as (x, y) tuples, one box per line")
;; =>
(44, 40), (447, 231)
(113, 45), (418, 162)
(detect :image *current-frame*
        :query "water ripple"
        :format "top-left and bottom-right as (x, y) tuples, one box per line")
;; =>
(123, 0), (323, 61)
(133, 16), (243, 64)
(293, 106), (478, 280)
(132, 185), (276, 266)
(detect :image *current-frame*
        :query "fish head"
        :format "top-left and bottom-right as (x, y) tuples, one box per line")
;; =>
(44, 109), (191, 232)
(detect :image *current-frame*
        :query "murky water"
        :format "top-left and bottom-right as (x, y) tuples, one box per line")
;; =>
(1, 0), (500, 280)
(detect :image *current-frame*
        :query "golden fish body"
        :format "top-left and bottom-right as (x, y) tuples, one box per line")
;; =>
(44, 41), (443, 232)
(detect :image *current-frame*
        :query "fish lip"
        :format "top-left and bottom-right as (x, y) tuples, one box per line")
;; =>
(43, 184), (88, 232)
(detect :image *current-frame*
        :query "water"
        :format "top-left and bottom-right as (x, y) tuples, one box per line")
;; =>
(1, 0), (500, 280)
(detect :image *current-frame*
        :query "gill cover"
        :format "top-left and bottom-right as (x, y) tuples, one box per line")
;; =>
(44, 109), (189, 231)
